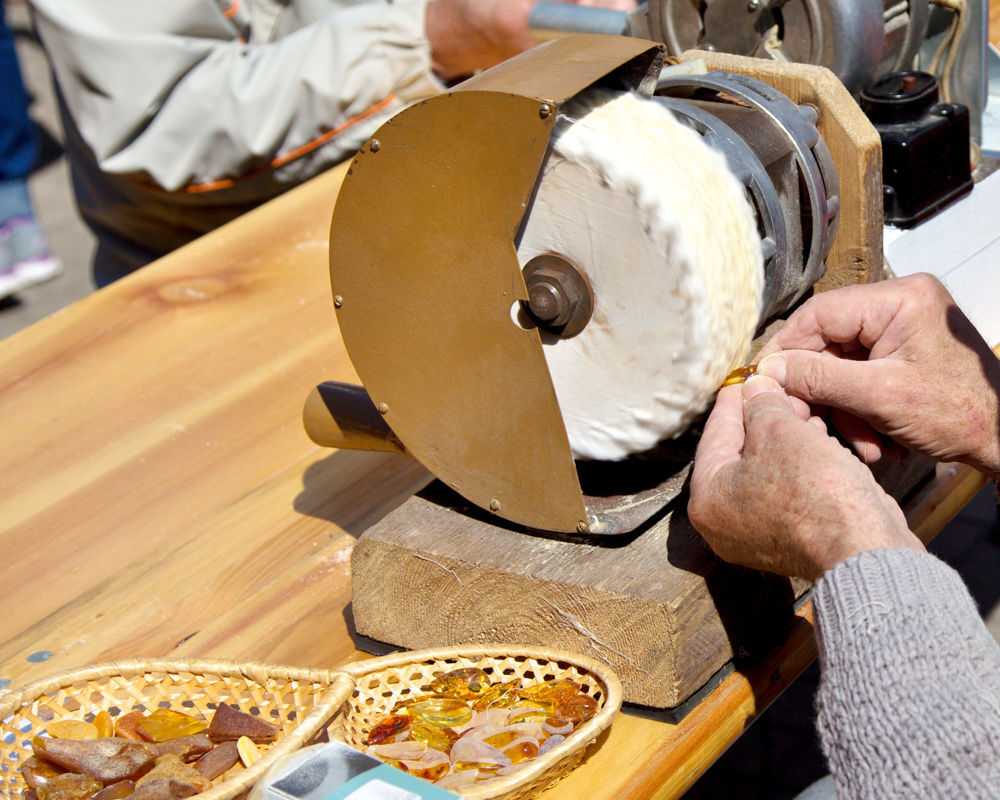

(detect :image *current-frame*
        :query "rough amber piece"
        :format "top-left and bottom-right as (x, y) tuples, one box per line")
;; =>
(114, 712), (146, 742)
(408, 721), (457, 753)
(47, 721), (99, 741)
(470, 680), (520, 711)
(193, 741), (240, 780)
(136, 710), (208, 743)
(32, 736), (156, 784)
(366, 715), (411, 745)
(406, 698), (472, 729)
(555, 692), (598, 724)
(136, 754), (211, 794)
(236, 736), (260, 768)
(150, 733), (213, 761)
(518, 679), (580, 708)
(429, 668), (488, 700)
(90, 781), (135, 800)
(36, 773), (103, 800)
(721, 364), (757, 387)
(207, 703), (276, 743)
(92, 713), (114, 740)
(21, 756), (63, 789)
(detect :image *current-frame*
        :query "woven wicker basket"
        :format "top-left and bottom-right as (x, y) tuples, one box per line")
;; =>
(0, 658), (353, 800)
(331, 645), (623, 800)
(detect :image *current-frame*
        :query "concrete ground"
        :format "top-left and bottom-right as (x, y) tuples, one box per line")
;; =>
(5, 1), (1000, 796)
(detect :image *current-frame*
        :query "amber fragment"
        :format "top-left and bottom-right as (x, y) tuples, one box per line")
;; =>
(207, 703), (277, 743)
(366, 715), (412, 745)
(518, 679), (580, 708)
(114, 712), (146, 742)
(92, 713), (114, 740)
(36, 773), (103, 800)
(502, 739), (539, 765)
(408, 722), (458, 753)
(136, 710), (208, 743)
(21, 756), (63, 789)
(136, 754), (211, 794)
(149, 733), (213, 762)
(193, 741), (240, 780)
(470, 680), (520, 711)
(555, 692), (598, 725)
(406, 698), (471, 729)
(90, 780), (135, 800)
(236, 737), (260, 768)
(46, 721), (99, 741)
(32, 737), (156, 784)
(721, 364), (757, 387)
(128, 777), (199, 800)
(429, 668), (488, 700)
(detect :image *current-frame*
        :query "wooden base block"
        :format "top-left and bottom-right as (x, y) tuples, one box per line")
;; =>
(351, 485), (806, 708)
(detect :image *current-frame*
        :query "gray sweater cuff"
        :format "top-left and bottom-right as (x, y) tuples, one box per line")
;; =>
(813, 548), (1000, 798)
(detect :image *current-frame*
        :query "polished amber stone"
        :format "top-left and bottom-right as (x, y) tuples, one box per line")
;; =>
(470, 680), (520, 711)
(502, 739), (539, 765)
(429, 668), (488, 700)
(406, 698), (472, 728)
(518, 679), (580, 709)
(555, 692), (598, 724)
(36, 773), (103, 800)
(408, 721), (457, 753)
(136, 709), (209, 743)
(366, 715), (411, 746)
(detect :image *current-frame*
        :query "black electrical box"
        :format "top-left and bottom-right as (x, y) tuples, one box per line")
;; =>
(860, 71), (973, 228)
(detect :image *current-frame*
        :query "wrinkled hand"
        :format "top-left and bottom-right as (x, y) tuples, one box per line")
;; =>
(425, 0), (637, 80)
(756, 273), (1000, 477)
(688, 375), (922, 580)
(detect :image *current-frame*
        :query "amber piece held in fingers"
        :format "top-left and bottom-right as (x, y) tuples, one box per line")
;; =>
(721, 364), (756, 387)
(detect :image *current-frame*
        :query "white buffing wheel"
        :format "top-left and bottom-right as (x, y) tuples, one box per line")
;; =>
(516, 89), (763, 462)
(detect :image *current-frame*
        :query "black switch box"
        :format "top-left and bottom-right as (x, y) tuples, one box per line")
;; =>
(860, 71), (973, 228)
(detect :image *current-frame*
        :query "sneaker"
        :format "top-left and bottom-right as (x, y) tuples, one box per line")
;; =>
(0, 216), (63, 301)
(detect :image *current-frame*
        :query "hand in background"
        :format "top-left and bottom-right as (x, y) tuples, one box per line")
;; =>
(426, 0), (637, 80)
(688, 375), (922, 580)
(757, 273), (1000, 477)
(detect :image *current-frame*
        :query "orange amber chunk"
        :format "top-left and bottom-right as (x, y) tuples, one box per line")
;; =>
(92, 712), (114, 739)
(429, 668), (488, 700)
(555, 692), (598, 724)
(36, 773), (103, 800)
(366, 715), (412, 745)
(471, 680), (520, 711)
(46, 720), (98, 740)
(136, 709), (208, 742)
(114, 711), (145, 741)
(406, 698), (472, 728)
(721, 364), (757, 387)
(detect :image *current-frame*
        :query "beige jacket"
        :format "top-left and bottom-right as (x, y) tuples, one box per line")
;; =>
(30, 0), (441, 277)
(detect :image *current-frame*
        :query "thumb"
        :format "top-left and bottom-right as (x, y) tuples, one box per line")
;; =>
(741, 374), (797, 427)
(757, 349), (885, 413)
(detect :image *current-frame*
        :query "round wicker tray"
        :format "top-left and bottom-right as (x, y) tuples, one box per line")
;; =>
(331, 645), (623, 800)
(0, 658), (353, 800)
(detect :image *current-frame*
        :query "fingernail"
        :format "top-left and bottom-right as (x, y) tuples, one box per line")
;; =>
(757, 352), (787, 385)
(742, 374), (781, 399)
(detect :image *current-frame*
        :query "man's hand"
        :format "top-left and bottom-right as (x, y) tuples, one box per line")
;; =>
(757, 273), (1000, 477)
(688, 375), (922, 580)
(425, 0), (637, 80)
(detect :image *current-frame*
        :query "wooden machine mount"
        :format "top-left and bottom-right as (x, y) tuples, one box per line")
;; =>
(347, 52), (887, 709)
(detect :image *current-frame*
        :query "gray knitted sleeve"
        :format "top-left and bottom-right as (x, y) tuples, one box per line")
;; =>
(813, 548), (1000, 798)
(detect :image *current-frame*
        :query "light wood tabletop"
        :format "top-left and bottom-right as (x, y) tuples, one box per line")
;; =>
(1, 25), (997, 796)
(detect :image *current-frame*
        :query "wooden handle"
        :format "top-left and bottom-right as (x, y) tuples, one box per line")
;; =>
(303, 382), (407, 455)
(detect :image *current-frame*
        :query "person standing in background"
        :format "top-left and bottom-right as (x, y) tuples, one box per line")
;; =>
(0, 0), (61, 302)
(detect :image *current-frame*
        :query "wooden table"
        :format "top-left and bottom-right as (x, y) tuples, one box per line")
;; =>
(0, 80), (994, 800)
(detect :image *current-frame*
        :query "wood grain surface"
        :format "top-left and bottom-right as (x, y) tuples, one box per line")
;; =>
(1, 27), (997, 797)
